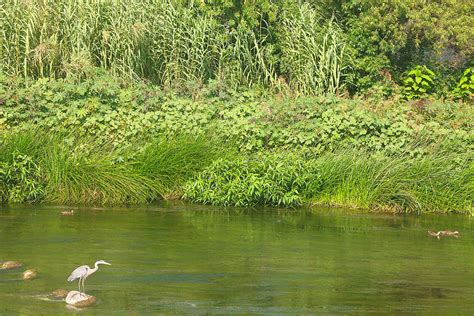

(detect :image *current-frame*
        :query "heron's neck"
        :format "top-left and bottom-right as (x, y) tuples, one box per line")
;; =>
(90, 262), (101, 273)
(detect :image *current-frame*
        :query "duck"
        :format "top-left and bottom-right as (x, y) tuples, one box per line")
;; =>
(428, 230), (459, 239)
(61, 210), (75, 216)
(439, 230), (459, 237)
(428, 230), (440, 238)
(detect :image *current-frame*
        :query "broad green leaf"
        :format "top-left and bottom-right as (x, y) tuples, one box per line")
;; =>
(421, 75), (433, 82)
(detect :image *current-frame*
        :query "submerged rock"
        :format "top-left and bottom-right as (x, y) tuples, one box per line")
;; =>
(1, 261), (23, 270)
(65, 291), (96, 307)
(23, 269), (37, 280)
(50, 288), (69, 299)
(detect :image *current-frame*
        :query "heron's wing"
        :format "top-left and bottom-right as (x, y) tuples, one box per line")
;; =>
(67, 265), (88, 281)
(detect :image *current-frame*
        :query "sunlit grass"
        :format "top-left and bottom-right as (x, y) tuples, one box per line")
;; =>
(1, 129), (471, 212)
(311, 149), (473, 213)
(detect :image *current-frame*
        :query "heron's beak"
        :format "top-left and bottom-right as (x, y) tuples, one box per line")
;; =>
(104, 261), (111, 265)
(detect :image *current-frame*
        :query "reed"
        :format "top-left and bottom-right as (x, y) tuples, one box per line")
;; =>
(279, 4), (348, 95)
(0, 0), (348, 94)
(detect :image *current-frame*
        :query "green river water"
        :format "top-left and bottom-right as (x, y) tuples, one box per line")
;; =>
(1, 203), (473, 315)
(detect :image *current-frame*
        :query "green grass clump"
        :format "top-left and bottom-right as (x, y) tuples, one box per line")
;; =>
(311, 150), (473, 213)
(133, 135), (232, 198)
(0, 131), (159, 204)
(184, 149), (473, 213)
(42, 139), (159, 205)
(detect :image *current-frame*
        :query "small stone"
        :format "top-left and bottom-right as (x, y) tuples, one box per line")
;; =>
(23, 269), (37, 280)
(65, 291), (96, 307)
(1, 261), (23, 270)
(50, 288), (69, 299)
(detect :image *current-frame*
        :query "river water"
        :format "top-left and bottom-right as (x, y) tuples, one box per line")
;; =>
(1, 203), (473, 314)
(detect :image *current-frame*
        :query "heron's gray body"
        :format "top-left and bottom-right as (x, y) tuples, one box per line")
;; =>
(67, 260), (111, 295)
(67, 265), (89, 281)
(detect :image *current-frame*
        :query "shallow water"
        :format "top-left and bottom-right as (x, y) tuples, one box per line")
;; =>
(1, 203), (473, 315)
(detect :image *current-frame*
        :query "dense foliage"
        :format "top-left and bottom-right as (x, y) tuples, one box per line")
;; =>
(340, 0), (473, 91)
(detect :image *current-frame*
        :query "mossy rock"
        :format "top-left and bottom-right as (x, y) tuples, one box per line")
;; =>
(65, 291), (96, 307)
(1, 261), (23, 270)
(22, 269), (37, 280)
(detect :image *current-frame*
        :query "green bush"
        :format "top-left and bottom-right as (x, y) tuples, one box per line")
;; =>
(452, 67), (474, 100)
(0, 153), (44, 203)
(338, 0), (473, 92)
(184, 153), (321, 207)
(402, 65), (436, 100)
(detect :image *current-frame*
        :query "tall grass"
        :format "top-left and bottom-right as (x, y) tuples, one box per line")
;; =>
(0, 131), (160, 204)
(311, 150), (473, 213)
(0, 0), (348, 94)
(41, 138), (159, 204)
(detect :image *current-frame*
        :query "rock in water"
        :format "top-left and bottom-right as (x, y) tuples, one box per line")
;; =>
(65, 291), (96, 307)
(1, 261), (23, 270)
(23, 269), (37, 280)
(50, 288), (69, 299)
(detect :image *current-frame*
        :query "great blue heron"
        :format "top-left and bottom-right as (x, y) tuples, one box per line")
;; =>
(67, 260), (111, 295)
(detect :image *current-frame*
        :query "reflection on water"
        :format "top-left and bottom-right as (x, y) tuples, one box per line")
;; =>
(0, 203), (473, 314)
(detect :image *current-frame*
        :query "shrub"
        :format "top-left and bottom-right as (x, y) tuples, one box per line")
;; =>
(184, 153), (321, 207)
(402, 65), (436, 100)
(0, 156), (44, 204)
(452, 67), (474, 100)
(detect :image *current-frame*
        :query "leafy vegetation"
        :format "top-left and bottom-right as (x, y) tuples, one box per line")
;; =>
(402, 66), (436, 100)
(452, 68), (474, 100)
(0, 72), (472, 213)
(1, 74), (472, 154)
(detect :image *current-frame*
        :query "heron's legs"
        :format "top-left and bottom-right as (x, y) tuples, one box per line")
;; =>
(77, 278), (81, 293)
(81, 277), (86, 296)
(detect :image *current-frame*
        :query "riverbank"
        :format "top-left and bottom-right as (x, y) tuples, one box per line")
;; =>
(1, 75), (472, 214)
